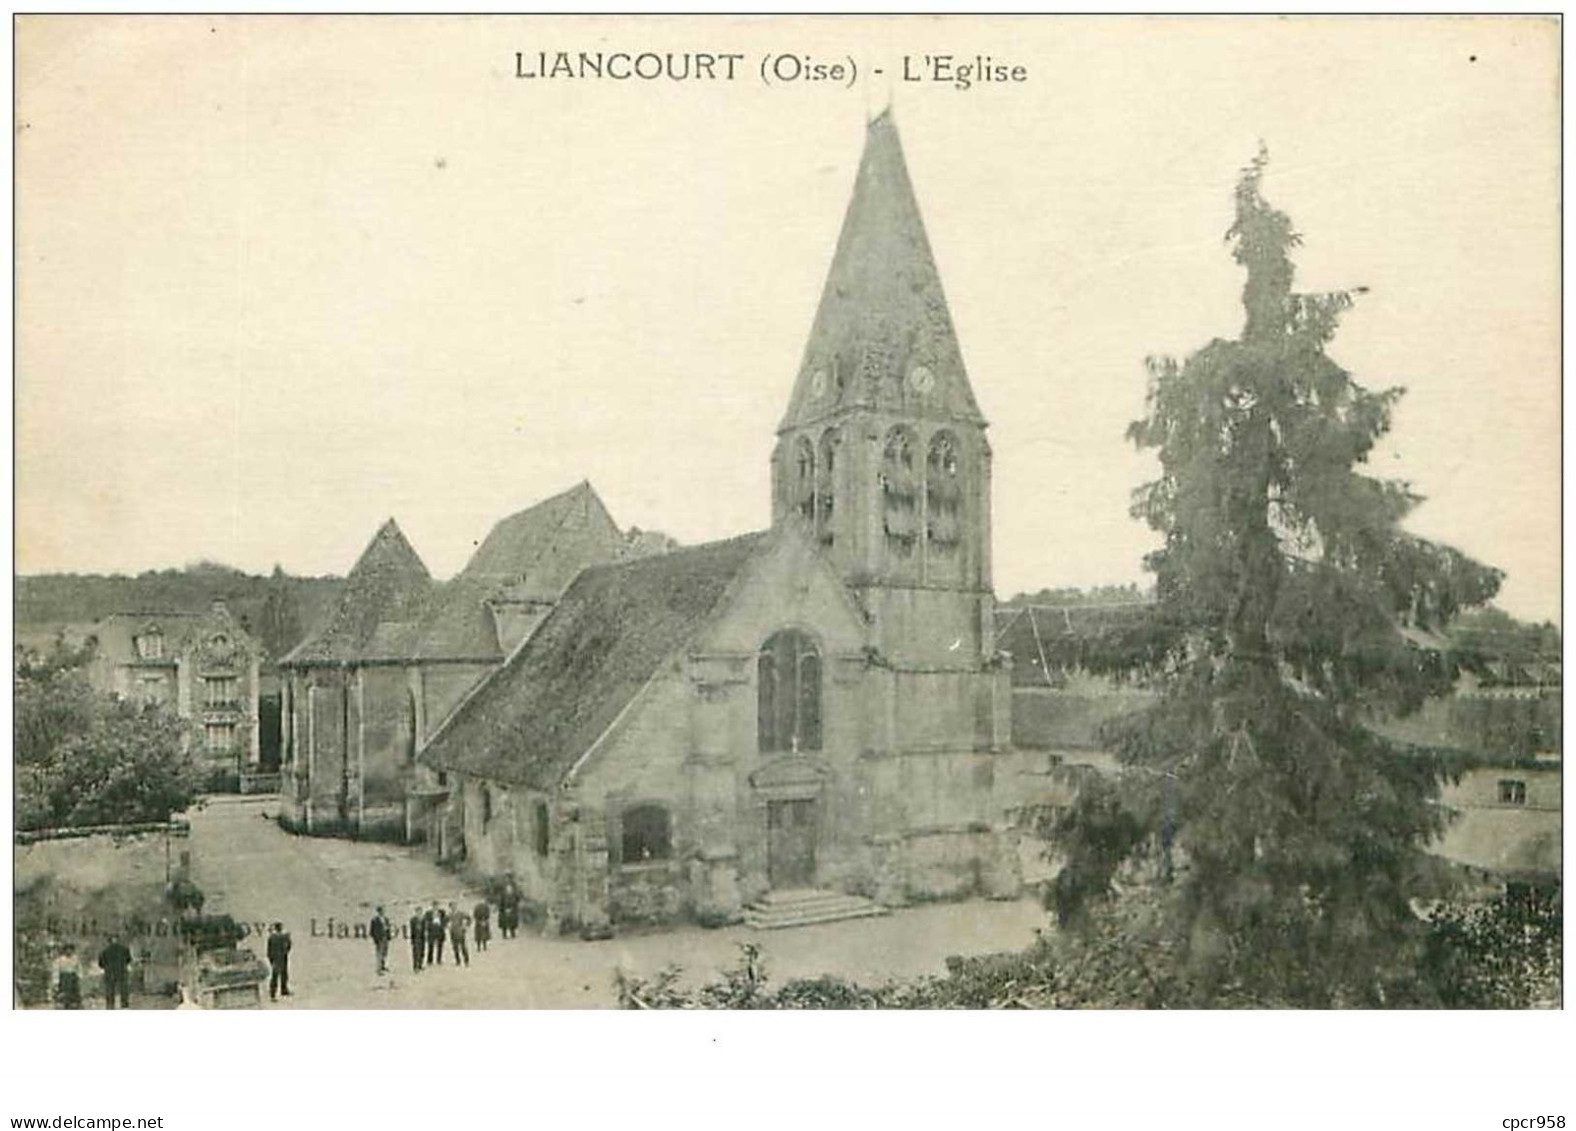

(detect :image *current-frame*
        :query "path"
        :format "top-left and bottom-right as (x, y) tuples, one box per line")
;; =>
(189, 796), (1049, 1008)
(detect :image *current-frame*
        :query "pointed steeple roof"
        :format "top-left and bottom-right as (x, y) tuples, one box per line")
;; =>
(780, 110), (983, 433)
(282, 519), (433, 665)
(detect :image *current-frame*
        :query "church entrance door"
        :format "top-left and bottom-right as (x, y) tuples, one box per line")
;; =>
(767, 799), (817, 889)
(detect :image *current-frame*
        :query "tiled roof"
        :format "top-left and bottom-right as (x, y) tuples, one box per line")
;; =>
(421, 531), (769, 788)
(282, 519), (432, 665)
(404, 482), (616, 662)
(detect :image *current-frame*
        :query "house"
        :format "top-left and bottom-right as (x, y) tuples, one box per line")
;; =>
(420, 111), (1020, 933)
(83, 600), (265, 789)
(278, 484), (631, 840)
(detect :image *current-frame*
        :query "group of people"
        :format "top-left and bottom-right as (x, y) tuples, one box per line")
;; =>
(49, 936), (134, 1009)
(368, 882), (524, 978)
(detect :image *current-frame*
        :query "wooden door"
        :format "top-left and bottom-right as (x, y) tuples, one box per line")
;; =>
(767, 799), (817, 889)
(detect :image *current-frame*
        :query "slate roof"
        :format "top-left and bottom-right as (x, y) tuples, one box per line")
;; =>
(404, 482), (616, 662)
(420, 531), (770, 788)
(281, 519), (433, 665)
(780, 109), (983, 433)
(90, 611), (206, 663)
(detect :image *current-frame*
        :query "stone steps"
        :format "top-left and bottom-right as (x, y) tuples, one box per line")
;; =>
(742, 888), (890, 930)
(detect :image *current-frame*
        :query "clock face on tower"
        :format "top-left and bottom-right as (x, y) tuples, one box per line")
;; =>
(908, 364), (935, 395)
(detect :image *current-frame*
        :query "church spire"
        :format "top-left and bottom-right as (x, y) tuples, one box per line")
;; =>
(779, 110), (983, 433)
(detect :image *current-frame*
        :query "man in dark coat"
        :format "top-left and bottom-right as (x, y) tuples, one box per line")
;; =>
(424, 903), (446, 966)
(408, 904), (426, 972)
(497, 882), (520, 940)
(370, 906), (392, 975)
(97, 935), (133, 1009)
(447, 902), (471, 967)
(265, 922), (292, 1000)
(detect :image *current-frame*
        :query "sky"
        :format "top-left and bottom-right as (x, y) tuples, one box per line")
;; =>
(14, 16), (1561, 623)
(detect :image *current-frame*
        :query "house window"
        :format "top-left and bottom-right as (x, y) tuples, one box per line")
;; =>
(481, 787), (494, 828)
(620, 804), (671, 863)
(757, 629), (822, 754)
(1498, 779), (1527, 806)
(203, 676), (239, 709)
(533, 800), (550, 857)
(136, 631), (164, 661)
(205, 723), (235, 753)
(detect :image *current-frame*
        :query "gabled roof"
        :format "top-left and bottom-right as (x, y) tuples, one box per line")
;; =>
(282, 519), (433, 665)
(404, 482), (617, 662)
(780, 109), (983, 433)
(421, 531), (770, 788)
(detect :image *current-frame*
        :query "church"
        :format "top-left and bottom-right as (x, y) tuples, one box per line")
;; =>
(419, 110), (1026, 933)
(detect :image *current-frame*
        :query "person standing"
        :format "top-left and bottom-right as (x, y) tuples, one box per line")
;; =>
(370, 906), (392, 975)
(497, 882), (520, 940)
(97, 935), (132, 1009)
(425, 903), (446, 966)
(447, 902), (471, 967)
(51, 944), (83, 1010)
(473, 899), (491, 953)
(408, 904), (426, 972)
(266, 922), (292, 1000)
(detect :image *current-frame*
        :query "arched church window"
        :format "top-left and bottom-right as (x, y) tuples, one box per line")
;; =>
(817, 428), (841, 547)
(879, 426), (919, 557)
(926, 430), (964, 554)
(794, 438), (817, 525)
(620, 804), (671, 863)
(757, 629), (823, 754)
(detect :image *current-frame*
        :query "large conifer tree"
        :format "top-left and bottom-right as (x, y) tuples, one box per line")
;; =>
(1052, 150), (1503, 1006)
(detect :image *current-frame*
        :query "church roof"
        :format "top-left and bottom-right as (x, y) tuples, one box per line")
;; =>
(420, 530), (769, 788)
(779, 109), (983, 433)
(405, 481), (617, 662)
(282, 519), (433, 665)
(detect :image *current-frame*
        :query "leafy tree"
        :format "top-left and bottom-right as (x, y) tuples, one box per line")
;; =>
(1049, 149), (1503, 1007)
(258, 564), (305, 660)
(15, 642), (204, 831)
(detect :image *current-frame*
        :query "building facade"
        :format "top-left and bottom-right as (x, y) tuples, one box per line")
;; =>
(422, 112), (1020, 933)
(85, 600), (264, 788)
(278, 484), (631, 840)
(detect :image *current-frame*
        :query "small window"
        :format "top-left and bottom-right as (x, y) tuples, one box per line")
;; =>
(620, 804), (671, 864)
(1497, 779), (1527, 806)
(205, 723), (235, 753)
(533, 800), (550, 857)
(136, 631), (164, 661)
(481, 787), (494, 828)
(203, 676), (239, 709)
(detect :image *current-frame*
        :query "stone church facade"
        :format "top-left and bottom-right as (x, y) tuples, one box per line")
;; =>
(278, 483), (629, 840)
(421, 111), (1023, 932)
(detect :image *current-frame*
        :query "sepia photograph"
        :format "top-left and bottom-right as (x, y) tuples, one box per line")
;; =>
(11, 10), (1561, 1047)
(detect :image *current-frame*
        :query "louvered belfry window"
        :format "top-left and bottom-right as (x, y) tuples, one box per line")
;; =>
(794, 437), (817, 525)
(926, 430), (963, 554)
(757, 629), (822, 754)
(880, 426), (919, 556)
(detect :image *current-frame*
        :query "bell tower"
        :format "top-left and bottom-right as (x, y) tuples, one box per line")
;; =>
(772, 111), (995, 667)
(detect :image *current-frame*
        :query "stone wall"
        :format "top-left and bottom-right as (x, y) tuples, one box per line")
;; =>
(14, 822), (193, 1005)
